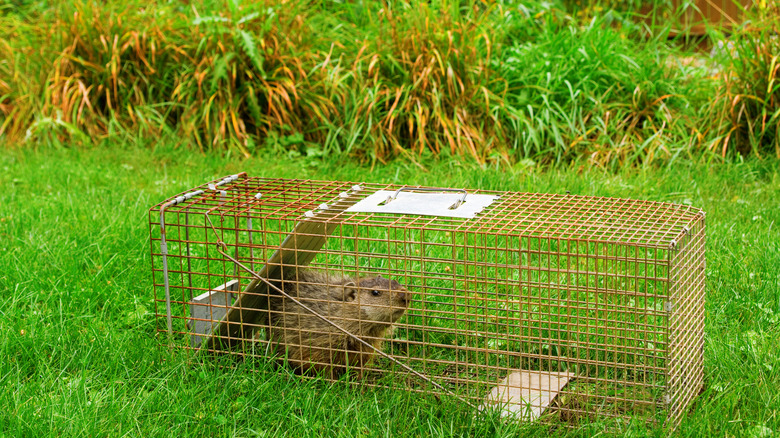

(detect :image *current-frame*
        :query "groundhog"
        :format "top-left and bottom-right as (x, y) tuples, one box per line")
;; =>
(264, 270), (410, 378)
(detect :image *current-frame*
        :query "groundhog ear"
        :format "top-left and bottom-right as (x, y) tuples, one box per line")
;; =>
(343, 282), (357, 301)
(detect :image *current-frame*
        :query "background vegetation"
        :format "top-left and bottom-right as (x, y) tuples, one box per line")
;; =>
(1, 0), (778, 168)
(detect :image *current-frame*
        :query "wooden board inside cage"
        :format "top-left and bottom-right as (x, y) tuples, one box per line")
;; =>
(481, 370), (573, 421)
(150, 176), (706, 430)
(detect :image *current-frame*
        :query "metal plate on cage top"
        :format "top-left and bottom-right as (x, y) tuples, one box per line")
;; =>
(346, 189), (499, 219)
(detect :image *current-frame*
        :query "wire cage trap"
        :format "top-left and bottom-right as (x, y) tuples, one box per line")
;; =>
(149, 175), (705, 428)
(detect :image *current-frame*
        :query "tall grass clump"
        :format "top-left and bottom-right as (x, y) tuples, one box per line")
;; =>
(0, 14), (51, 143)
(39, 1), (180, 144)
(708, 4), (780, 158)
(333, 0), (511, 163)
(173, 0), (338, 155)
(495, 5), (705, 168)
(24, 0), (341, 154)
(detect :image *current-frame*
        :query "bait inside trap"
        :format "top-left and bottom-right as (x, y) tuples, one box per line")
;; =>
(149, 175), (705, 428)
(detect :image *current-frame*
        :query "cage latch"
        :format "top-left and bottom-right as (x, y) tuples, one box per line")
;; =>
(384, 187), (468, 210)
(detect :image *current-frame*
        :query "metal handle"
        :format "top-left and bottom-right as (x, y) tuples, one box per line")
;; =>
(384, 187), (468, 210)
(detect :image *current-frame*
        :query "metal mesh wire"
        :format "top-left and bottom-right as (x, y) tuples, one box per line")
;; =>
(149, 175), (705, 428)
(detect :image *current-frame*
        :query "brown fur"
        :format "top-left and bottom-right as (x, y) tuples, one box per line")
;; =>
(264, 270), (410, 378)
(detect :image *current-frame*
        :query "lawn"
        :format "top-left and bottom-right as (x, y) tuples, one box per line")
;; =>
(2, 0), (779, 435)
(1, 145), (778, 437)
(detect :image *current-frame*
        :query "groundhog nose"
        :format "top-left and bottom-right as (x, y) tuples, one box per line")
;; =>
(398, 291), (410, 305)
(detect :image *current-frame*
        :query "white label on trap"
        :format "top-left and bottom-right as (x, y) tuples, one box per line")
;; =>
(346, 190), (499, 219)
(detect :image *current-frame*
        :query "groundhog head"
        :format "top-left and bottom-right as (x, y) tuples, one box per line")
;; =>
(342, 275), (410, 323)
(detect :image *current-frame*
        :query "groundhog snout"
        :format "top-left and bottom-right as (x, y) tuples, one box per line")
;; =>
(396, 290), (410, 307)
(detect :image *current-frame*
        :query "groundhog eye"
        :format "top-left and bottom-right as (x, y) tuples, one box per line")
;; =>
(371, 290), (380, 297)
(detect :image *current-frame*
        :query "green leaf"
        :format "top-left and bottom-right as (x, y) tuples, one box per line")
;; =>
(210, 53), (234, 95)
(246, 84), (263, 124)
(237, 12), (260, 25)
(192, 16), (229, 26)
(227, 0), (239, 16)
(237, 29), (264, 76)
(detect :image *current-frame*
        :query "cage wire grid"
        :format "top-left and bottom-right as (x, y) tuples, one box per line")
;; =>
(149, 175), (705, 428)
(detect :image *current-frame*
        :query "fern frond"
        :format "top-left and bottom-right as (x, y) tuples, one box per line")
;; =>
(237, 29), (264, 76)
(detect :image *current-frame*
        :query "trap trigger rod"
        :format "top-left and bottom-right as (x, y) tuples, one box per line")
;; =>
(214, 246), (476, 409)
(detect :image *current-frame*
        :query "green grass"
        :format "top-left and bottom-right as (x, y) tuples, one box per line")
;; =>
(1, 144), (778, 436)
